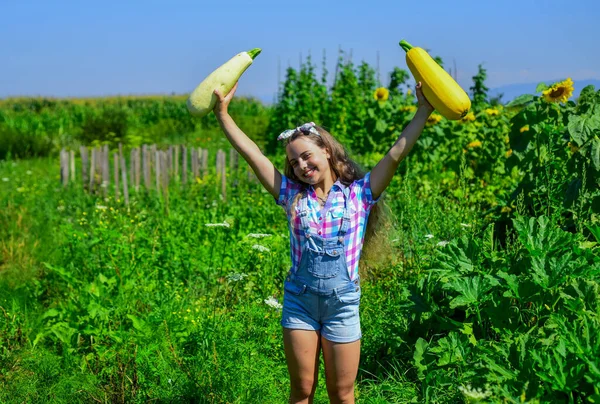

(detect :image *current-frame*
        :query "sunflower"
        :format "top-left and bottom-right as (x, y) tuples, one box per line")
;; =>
(400, 105), (417, 113)
(485, 108), (500, 116)
(373, 87), (389, 102)
(568, 142), (579, 153)
(461, 112), (476, 122)
(542, 78), (574, 103)
(467, 140), (482, 149)
(426, 113), (443, 125)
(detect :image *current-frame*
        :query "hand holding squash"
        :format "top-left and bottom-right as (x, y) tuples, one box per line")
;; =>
(213, 81), (238, 119)
(400, 40), (470, 120)
(415, 82), (434, 115)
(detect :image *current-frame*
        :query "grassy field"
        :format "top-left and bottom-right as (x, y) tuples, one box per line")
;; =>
(1, 73), (600, 402)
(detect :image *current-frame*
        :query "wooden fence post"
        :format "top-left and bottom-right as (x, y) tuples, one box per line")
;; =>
(191, 148), (198, 181)
(135, 147), (141, 191)
(221, 150), (227, 200)
(162, 150), (170, 191)
(89, 148), (96, 192)
(114, 153), (120, 200)
(150, 145), (157, 190)
(70, 150), (75, 182)
(120, 147), (129, 206)
(129, 148), (135, 193)
(201, 148), (208, 179)
(60, 148), (69, 187)
(102, 145), (109, 197)
(80, 146), (88, 190)
(182, 146), (188, 185)
(174, 146), (179, 182)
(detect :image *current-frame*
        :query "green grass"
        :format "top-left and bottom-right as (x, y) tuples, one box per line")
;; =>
(1, 151), (598, 403)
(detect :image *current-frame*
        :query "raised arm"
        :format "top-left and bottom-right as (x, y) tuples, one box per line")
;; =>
(370, 82), (434, 199)
(213, 83), (282, 199)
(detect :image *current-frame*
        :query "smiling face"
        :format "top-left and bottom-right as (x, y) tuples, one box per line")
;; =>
(285, 136), (333, 186)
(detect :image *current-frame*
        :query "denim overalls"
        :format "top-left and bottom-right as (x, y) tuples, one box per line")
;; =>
(280, 187), (362, 343)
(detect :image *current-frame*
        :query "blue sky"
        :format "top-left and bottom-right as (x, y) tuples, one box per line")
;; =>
(1, 0), (598, 103)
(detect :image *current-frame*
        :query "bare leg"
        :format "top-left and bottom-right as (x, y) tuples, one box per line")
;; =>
(283, 329), (321, 404)
(321, 336), (360, 404)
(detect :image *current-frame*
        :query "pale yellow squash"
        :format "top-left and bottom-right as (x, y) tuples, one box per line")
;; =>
(187, 48), (261, 117)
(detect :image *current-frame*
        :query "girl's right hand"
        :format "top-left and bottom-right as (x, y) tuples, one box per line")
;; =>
(213, 81), (239, 119)
(415, 82), (434, 114)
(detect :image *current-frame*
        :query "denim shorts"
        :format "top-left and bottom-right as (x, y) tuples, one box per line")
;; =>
(280, 274), (362, 343)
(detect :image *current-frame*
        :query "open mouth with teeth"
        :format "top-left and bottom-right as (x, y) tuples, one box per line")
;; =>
(303, 168), (316, 179)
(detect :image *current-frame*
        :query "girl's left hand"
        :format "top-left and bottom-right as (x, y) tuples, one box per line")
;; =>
(416, 82), (434, 114)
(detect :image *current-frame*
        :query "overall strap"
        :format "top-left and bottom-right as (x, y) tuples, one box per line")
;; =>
(337, 186), (351, 242)
(298, 191), (312, 238)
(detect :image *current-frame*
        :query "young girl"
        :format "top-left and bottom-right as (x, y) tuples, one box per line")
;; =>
(213, 82), (433, 404)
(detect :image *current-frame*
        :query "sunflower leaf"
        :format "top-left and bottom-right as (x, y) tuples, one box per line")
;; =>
(591, 136), (600, 171)
(536, 82), (549, 92)
(506, 94), (535, 108)
(568, 114), (600, 146)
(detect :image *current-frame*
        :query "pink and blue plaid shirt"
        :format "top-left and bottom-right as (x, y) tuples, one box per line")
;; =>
(277, 172), (379, 281)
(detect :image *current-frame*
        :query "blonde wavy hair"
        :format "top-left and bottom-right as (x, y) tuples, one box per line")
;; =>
(282, 125), (396, 279)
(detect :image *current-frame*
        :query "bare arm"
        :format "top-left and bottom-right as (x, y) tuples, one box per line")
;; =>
(213, 83), (282, 199)
(370, 82), (434, 199)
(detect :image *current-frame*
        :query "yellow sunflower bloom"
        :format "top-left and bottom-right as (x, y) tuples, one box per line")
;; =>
(520, 125), (530, 133)
(461, 112), (476, 122)
(400, 105), (417, 113)
(467, 140), (482, 149)
(568, 142), (579, 153)
(374, 87), (389, 102)
(426, 113), (443, 125)
(485, 108), (500, 116)
(542, 78), (574, 103)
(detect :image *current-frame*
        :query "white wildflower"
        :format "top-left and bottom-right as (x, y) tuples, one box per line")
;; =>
(458, 384), (491, 401)
(247, 233), (272, 238)
(460, 223), (472, 228)
(95, 205), (108, 210)
(205, 222), (230, 228)
(424, 234), (434, 239)
(1, 178), (8, 182)
(252, 244), (270, 252)
(264, 296), (282, 310)
(226, 272), (248, 282)
(436, 241), (449, 247)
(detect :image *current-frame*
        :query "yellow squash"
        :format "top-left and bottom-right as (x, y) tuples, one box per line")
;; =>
(399, 40), (470, 120)
(187, 48), (261, 117)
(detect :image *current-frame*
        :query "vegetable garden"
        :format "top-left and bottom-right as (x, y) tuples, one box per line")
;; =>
(1, 53), (599, 403)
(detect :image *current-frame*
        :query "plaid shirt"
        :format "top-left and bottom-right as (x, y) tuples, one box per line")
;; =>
(277, 172), (379, 281)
